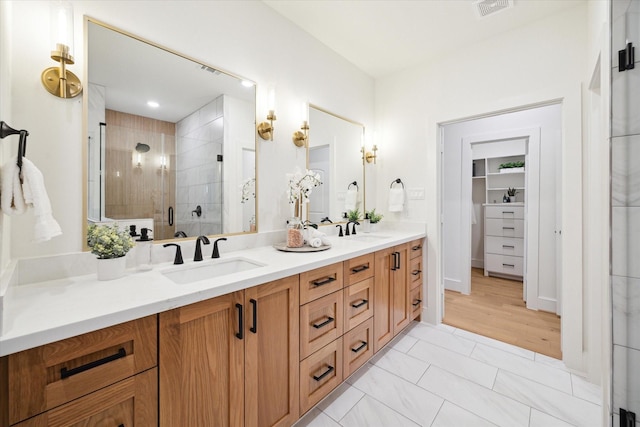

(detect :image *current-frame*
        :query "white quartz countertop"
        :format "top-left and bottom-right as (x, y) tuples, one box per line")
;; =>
(0, 228), (425, 357)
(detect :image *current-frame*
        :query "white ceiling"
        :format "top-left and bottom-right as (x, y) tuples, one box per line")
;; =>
(263, 0), (587, 78)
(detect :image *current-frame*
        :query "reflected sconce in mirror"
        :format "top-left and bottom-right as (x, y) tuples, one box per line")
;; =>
(292, 101), (309, 147)
(41, 1), (82, 98)
(363, 144), (378, 164)
(257, 85), (277, 140)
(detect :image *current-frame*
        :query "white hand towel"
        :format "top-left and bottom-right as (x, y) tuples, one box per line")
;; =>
(388, 188), (405, 212)
(308, 237), (322, 248)
(308, 228), (331, 247)
(20, 158), (62, 242)
(1, 160), (26, 215)
(345, 188), (358, 211)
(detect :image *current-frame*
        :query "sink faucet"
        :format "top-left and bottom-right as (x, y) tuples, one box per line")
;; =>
(320, 217), (333, 224)
(163, 243), (184, 265)
(194, 236), (210, 261)
(345, 221), (359, 236)
(335, 224), (344, 237)
(212, 237), (227, 259)
(174, 230), (187, 238)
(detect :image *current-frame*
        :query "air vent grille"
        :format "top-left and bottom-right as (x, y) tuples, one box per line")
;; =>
(474, 0), (513, 18)
(200, 65), (221, 75)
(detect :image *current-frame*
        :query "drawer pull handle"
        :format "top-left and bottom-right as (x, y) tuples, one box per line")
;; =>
(412, 299), (422, 307)
(60, 347), (126, 379)
(351, 299), (368, 309)
(502, 263), (515, 268)
(502, 211), (515, 214)
(411, 269), (422, 276)
(502, 227), (515, 230)
(502, 245), (515, 249)
(250, 298), (258, 334)
(412, 245), (422, 251)
(312, 276), (336, 287)
(312, 316), (335, 329)
(351, 264), (369, 273)
(236, 303), (244, 340)
(313, 365), (335, 381)
(119, 425), (125, 427)
(351, 341), (368, 353)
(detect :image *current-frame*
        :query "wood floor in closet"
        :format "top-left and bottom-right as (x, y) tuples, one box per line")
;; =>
(443, 268), (561, 359)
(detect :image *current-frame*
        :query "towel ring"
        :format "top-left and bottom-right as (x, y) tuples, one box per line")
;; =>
(390, 178), (404, 189)
(0, 121), (29, 171)
(348, 181), (358, 190)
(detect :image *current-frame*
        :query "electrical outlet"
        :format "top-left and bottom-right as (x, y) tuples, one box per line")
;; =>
(407, 188), (425, 200)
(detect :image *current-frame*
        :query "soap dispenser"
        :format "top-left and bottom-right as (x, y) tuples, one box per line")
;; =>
(362, 213), (371, 233)
(136, 228), (153, 271)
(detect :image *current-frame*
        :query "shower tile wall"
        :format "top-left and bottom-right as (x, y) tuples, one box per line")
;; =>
(176, 96), (224, 238)
(612, 0), (640, 425)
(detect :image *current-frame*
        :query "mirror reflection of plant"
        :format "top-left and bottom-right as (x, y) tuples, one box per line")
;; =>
(347, 209), (361, 222)
(507, 187), (518, 196)
(499, 161), (525, 169)
(240, 178), (256, 203)
(366, 208), (383, 224)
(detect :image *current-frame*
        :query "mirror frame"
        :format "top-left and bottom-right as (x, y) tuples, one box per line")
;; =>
(82, 16), (258, 249)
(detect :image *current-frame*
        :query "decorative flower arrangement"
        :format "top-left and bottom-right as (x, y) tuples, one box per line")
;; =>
(286, 167), (322, 215)
(87, 223), (134, 259)
(241, 178), (256, 203)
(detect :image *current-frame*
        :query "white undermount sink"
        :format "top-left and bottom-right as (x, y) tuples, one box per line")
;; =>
(162, 257), (266, 285)
(348, 234), (391, 242)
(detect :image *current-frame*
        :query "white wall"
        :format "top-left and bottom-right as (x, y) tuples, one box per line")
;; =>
(2, 0), (374, 260)
(375, 4), (590, 372)
(0, 1), (13, 274)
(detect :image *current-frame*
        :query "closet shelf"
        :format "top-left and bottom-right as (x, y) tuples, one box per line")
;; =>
(487, 187), (525, 191)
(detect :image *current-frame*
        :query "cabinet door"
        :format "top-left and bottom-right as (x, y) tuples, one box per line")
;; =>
(160, 292), (244, 427)
(392, 243), (412, 335)
(245, 276), (299, 427)
(373, 247), (395, 352)
(13, 367), (157, 427)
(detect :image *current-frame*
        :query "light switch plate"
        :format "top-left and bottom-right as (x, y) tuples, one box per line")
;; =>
(408, 188), (425, 200)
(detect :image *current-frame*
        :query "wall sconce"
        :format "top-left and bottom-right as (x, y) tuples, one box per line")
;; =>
(41, 1), (82, 98)
(257, 85), (276, 140)
(292, 101), (309, 147)
(363, 145), (378, 164)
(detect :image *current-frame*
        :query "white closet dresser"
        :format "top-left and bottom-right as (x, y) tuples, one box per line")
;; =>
(483, 203), (524, 278)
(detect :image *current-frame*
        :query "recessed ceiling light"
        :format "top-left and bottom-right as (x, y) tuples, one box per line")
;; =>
(147, 101), (159, 108)
(241, 80), (254, 88)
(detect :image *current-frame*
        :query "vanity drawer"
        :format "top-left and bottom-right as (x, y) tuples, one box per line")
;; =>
(409, 257), (423, 289)
(343, 253), (374, 286)
(5, 315), (157, 425)
(485, 236), (524, 257)
(411, 286), (423, 320)
(300, 262), (344, 305)
(485, 254), (524, 276)
(300, 337), (343, 414)
(485, 218), (524, 238)
(343, 318), (374, 378)
(485, 205), (524, 219)
(300, 290), (344, 360)
(409, 239), (424, 260)
(344, 277), (374, 331)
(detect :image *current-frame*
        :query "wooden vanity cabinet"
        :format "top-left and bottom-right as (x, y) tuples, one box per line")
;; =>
(159, 276), (300, 427)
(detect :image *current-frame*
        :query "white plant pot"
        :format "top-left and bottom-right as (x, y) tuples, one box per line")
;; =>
(370, 222), (380, 233)
(499, 167), (525, 173)
(97, 256), (126, 281)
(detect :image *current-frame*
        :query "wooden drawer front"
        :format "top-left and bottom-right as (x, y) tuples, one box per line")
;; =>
(409, 257), (423, 290)
(343, 318), (374, 378)
(300, 262), (344, 305)
(411, 286), (423, 320)
(485, 236), (524, 257)
(7, 315), (157, 425)
(485, 205), (524, 219)
(14, 367), (158, 427)
(485, 218), (524, 238)
(486, 254), (524, 276)
(343, 253), (374, 286)
(409, 239), (423, 260)
(300, 290), (344, 360)
(300, 337), (343, 414)
(344, 277), (374, 331)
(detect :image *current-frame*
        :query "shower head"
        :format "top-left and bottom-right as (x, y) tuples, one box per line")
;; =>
(135, 142), (150, 153)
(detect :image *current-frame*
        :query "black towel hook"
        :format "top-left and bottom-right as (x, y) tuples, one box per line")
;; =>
(390, 178), (404, 189)
(0, 121), (29, 170)
(348, 181), (358, 190)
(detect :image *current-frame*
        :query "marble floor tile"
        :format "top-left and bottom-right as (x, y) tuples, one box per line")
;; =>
(493, 370), (601, 427)
(317, 383), (365, 422)
(405, 322), (476, 356)
(349, 364), (443, 426)
(417, 366), (530, 427)
(338, 395), (420, 427)
(471, 343), (572, 393)
(534, 352), (568, 370)
(529, 408), (576, 427)
(294, 408), (341, 427)
(407, 339), (497, 389)
(368, 347), (429, 383)
(571, 373), (602, 405)
(453, 328), (535, 360)
(431, 401), (498, 427)
(388, 332), (419, 353)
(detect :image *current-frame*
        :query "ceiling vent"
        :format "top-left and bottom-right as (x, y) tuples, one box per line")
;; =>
(474, 0), (514, 18)
(200, 65), (221, 75)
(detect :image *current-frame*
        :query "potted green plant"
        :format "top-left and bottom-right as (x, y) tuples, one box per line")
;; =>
(366, 208), (383, 232)
(347, 209), (361, 222)
(507, 187), (518, 202)
(498, 161), (525, 173)
(87, 223), (134, 280)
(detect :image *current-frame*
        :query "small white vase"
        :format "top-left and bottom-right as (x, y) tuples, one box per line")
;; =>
(97, 256), (127, 281)
(370, 222), (379, 233)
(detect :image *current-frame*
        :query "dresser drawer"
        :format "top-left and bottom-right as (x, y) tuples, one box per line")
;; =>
(485, 205), (524, 219)
(411, 286), (423, 320)
(300, 337), (343, 414)
(409, 257), (423, 290)
(300, 262), (344, 305)
(485, 218), (524, 238)
(409, 239), (424, 260)
(485, 254), (524, 276)
(343, 318), (374, 378)
(344, 277), (374, 331)
(343, 253), (374, 286)
(5, 315), (157, 425)
(485, 236), (524, 257)
(300, 290), (344, 360)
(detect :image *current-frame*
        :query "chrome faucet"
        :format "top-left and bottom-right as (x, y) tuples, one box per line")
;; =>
(194, 236), (210, 261)
(212, 237), (227, 259)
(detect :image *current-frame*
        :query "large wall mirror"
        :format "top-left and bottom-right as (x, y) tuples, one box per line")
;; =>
(86, 19), (256, 241)
(307, 106), (365, 223)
